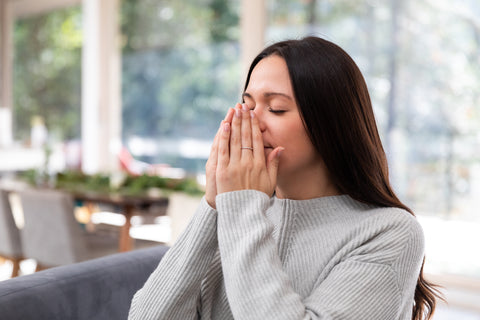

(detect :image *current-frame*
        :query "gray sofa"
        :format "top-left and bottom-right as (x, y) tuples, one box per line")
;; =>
(0, 245), (168, 320)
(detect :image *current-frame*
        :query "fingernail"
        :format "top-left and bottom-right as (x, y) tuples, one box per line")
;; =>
(242, 103), (248, 112)
(277, 148), (284, 157)
(235, 108), (241, 118)
(250, 110), (255, 118)
(223, 122), (230, 132)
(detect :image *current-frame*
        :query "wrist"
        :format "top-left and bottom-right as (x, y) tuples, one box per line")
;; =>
(206, 198), (216, 210)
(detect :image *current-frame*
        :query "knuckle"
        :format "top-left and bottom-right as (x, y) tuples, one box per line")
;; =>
(205, 162), (214, 172)
(254, 159), (264, 167)
(230, 166), (241, 176)
(218, 147), (228, 157)
(243, 162), (254, 171)
(253, 131), (262, 140)
(232, 115), (241, 125)
(231, 135), (240, 144)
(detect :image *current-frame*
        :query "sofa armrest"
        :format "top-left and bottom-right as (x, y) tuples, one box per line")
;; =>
(0, 245), (169, 320)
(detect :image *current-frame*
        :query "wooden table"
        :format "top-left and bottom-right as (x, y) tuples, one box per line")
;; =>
(73, 192), (169, 252)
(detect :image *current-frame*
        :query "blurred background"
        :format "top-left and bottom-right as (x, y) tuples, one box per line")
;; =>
(0, 0), (479, 318)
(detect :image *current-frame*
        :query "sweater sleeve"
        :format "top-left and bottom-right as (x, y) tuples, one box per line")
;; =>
(216, 190), (424, 320)
(128, 197), (218, 320)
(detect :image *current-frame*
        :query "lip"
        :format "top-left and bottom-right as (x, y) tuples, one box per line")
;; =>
(263, 142), (273, 148)
(263, 146), (273, 154)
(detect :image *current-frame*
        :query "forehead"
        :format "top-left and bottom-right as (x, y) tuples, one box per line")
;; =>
(246, 55), (294, 95)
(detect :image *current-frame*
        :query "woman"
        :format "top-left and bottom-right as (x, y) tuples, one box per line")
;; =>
(129, 37), (441, 320)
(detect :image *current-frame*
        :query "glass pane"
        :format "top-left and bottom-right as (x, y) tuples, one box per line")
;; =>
(121, 0), (241, 173)
(267, 0), (480, 278)
(13, 6), (82, 144)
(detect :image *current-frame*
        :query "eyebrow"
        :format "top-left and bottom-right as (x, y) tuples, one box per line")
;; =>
(242, 92), (293, 101)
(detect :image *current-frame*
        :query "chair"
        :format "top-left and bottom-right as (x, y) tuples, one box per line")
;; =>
(18, 189), (120, 270)
(0, 190), (23, 277)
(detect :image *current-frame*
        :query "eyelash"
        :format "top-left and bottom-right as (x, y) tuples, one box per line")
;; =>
(268, 107), (285, 114)
(245, 104), (285, 114)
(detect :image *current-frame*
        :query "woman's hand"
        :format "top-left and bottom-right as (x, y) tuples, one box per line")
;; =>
(205, 107), (235, 209)
(216, 103), (284, 196)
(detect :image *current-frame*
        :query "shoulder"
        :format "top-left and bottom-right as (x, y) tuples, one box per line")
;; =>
(365, 206), (424, 242)
(320, 198), (425, 248)
(348, 206), (425, 267)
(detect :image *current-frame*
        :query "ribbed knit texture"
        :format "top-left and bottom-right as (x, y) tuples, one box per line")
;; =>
(129, 190), (424, 320)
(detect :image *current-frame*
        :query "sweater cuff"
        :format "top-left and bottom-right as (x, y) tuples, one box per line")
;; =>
(216, 190), (271, 231)
(199, 195), (218, 216)
(216, 189), (270, 213)
(169, 195), (218, 250)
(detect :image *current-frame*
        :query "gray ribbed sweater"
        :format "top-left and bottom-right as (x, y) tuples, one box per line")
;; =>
(129, 190), (424, 320)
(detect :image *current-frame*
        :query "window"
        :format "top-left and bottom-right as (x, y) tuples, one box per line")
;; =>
(121, 0), (241, 173)
(13, 6), (82, 144)
(267, 0), (480, 277)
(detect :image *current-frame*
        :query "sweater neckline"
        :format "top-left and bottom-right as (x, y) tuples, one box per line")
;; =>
(272, 194), (371, 211)
(266, 194), (377, 226)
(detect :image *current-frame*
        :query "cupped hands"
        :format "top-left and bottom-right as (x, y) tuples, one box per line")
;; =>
(205, 103), (284, 209)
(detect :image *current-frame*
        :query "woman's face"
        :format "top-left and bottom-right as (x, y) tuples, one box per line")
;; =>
(243, 55), (323, 182)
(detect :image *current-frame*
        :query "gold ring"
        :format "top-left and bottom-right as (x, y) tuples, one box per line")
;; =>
(241, 147), (253, 151)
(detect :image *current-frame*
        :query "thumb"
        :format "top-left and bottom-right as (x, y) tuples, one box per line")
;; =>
(267, 147), (284, 183)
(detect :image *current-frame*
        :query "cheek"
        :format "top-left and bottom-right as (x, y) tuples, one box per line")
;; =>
(277, 123), (317, 164)
(282, 121), (311, 148)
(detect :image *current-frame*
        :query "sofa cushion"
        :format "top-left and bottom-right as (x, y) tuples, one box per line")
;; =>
(0, 245), (168, 320)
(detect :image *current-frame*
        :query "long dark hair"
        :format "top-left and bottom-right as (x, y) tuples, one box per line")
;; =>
(244, 36), (442, 320)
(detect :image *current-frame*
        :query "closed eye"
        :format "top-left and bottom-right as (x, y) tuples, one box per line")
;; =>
(268, 107), (286, 114)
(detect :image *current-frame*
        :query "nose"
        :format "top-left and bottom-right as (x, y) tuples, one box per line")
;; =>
(252, 107), (267, 133)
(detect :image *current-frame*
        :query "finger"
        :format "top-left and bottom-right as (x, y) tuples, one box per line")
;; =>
(240, 103), (253, 160)
(217, 122), (231, 169)
(210, 107), (234, 162)
(230, 103), (242, 162)
(224, 107), (234, 123)
(217, 108), (234, 148)
(208, 117), (226, 167)
(267, 147), (284, 185)
(206, 108), (233, 207)
(250, 110), (266, 165)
